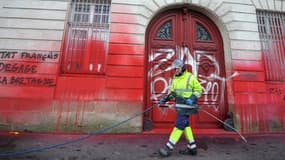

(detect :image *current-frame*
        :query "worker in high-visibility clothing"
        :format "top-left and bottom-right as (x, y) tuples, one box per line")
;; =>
(158, 58), (203, 157)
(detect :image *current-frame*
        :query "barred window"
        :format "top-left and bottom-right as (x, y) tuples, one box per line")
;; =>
(62, 0), (111, 74)
(257, 11), (285, 81)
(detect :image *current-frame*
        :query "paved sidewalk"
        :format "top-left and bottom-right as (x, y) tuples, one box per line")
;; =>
(0, 132), (285, 160)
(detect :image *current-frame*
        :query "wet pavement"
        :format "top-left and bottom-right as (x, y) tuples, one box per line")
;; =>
(0, 132), (285, 160)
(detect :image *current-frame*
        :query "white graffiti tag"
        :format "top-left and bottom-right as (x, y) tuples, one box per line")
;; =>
(149, 46), (238, 112)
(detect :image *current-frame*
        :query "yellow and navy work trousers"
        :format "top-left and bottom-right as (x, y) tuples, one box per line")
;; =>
(165, 115), (197, 150)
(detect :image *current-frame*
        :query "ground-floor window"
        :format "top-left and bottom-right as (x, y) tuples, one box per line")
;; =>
(257, 10), (285, 81)
(62, 0), (111, 74)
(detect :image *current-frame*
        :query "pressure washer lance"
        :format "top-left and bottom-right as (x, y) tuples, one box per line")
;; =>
(188, 104), (247, 143)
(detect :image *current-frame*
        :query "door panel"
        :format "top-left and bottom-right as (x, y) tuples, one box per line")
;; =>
(145, 8), (226, 130)
(195, 50), (224, 128)
(148, 47), (176, 124)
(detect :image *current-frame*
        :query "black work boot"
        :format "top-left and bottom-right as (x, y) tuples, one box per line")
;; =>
(159, 145), (172, 157)
(179, 147), (197, 156)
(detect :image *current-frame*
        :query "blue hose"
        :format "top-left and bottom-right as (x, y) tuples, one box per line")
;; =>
(0, 105), (155, 158)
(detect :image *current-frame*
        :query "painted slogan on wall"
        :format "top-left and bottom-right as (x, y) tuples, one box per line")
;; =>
(0, 50), (59, 87)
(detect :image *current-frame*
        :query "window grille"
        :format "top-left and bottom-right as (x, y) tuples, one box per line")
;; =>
(257, 11), (285, 81)
(156, 21), (172, 39)
(196, 23), (211, 41)
(62, 0), (111, 74)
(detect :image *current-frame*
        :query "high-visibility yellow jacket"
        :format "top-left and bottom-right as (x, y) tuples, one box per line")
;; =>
(170, 71), (203, 99)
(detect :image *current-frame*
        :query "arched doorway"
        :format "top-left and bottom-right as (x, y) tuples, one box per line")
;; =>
(144, 7), (227, 131)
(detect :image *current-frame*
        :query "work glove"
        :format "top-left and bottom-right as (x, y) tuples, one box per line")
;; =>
(158, 92), (176, 105)
(185, 95), (198, 105)
(185, 98), (194, 105)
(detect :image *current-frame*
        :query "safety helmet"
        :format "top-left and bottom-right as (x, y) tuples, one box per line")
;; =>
(172, 59), (186, 74)
(172, 59), (185, 68)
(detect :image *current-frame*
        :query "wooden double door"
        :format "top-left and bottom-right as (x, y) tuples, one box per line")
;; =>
(145, 8), (227, 130)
